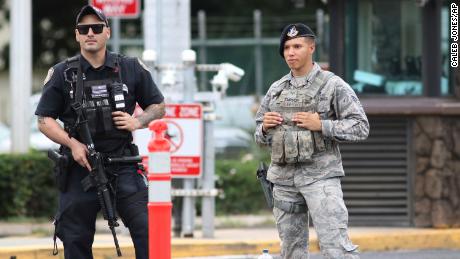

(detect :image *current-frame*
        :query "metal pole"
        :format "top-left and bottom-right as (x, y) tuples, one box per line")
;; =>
(182, 50), (196, 102)
(181, 178), (195, 237)
(316, 9), (325, 61)
(328, 0), (345, 78)
(143, 0), (155, 50)
(254, 10), (263, 97)
(181, 50), (197, 237)
(156, 0), (163, 64)
(422, 0), (441, 97)
(198, 10), (207, 91)
(201, 109), (215, 238)
(10, 0), (31, 153)
(143, 0), (163, 88)
(111, 18), (121, 53)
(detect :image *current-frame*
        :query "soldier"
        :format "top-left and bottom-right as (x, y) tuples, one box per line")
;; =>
(35, 5), (165, 259)
(254, 23), (369, 258)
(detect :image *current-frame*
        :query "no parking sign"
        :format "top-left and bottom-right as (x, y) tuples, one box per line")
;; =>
(134, 104), (203, 178)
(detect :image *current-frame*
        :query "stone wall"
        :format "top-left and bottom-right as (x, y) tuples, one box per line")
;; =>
(414, 116), (460, 228)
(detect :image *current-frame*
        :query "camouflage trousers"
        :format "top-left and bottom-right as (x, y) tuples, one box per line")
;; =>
(273, 177), (359, 259)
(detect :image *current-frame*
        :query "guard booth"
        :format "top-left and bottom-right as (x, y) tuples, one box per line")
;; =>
(328, 0), (460, 228)
(340, 98), (460, 227)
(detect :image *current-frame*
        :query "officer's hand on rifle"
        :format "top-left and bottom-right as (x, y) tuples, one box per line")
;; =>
(292, 112), (322, 131)
(112, 111), (141, 132)
(262, 112), (283, 133)
(69, 138), (91, 171)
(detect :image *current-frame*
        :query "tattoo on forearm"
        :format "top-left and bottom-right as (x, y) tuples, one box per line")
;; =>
(38, 116), (46, 125)
(137, 102), (166, 128)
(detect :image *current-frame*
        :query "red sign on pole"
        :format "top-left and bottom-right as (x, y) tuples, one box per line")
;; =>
(89, 0), (140, 18)
(133, 104), (203, 178)
(164, 104), (203, 178)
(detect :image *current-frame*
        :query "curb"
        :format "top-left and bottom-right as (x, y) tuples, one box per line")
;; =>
(352, 229), (460, 252)
(1, 229), (460, 258)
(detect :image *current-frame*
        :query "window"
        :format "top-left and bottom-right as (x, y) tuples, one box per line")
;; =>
(442, 0), (454, 96)
(346, 0), (450, 96)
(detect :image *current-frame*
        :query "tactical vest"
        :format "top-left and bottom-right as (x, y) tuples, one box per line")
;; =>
(268, 70), (334, 164)
(64, 55), (130, 140)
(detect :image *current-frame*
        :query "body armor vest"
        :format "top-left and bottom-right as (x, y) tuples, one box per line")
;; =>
(64, 55), (130, 140)
(268, 70), (334, 164)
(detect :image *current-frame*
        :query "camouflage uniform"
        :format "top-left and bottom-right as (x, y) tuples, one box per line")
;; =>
(254, 63), (369, 258)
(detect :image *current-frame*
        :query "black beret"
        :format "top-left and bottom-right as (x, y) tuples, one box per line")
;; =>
(76, 5), (109, 26)
(279, 23), (316, 57)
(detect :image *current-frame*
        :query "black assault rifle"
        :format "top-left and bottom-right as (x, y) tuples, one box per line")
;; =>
(76, 118), (122, 257)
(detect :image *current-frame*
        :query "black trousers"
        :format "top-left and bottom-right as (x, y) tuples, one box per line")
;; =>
(55, 164), (148, 259)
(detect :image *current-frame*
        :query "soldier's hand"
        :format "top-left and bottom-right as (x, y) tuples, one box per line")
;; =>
(69, 138), (91, 171)
(293, 112), (322, 131)
(112, 111), (141, 132)
(262, 112), (283, 132)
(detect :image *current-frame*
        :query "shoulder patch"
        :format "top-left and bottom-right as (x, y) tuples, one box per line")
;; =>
(43, 67), (54, 85)
(137, 58), (150, 71)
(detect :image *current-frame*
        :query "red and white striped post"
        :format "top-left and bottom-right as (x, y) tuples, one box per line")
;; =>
(147, 120), (172, 259)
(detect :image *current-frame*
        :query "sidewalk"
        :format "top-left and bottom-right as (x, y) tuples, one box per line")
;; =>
(1, 216), (460, 258)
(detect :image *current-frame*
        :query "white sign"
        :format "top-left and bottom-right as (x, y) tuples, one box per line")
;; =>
(134, 103), (203, 178)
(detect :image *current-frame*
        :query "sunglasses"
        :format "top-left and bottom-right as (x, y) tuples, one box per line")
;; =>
(76, 24), (105, 35)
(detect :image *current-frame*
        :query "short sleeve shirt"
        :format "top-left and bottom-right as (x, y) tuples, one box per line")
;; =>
(35, 51), (164, 153)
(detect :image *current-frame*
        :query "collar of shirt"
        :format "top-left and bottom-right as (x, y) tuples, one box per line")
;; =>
(80, 51), (117, 72)
(288, 62), (321, 87)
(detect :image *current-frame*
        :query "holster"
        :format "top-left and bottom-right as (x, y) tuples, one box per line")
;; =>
(256, 161), (308, 214)
(48, 149), (70, 192)
(256, 162), (274, 209)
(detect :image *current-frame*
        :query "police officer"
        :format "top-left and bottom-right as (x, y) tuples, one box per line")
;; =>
(254, 23), (369, 258)
(35, 5), (165, 259)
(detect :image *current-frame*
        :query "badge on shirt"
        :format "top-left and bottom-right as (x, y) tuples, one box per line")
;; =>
(43, 67), (54, 85)
(137, 58), (150, 71)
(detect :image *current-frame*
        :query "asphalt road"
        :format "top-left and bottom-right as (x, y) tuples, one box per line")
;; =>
(179, 249), (460, 259)
(311, 249), (460, 259)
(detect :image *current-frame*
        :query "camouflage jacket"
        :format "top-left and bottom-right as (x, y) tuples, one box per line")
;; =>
(254, 63), (370, 186)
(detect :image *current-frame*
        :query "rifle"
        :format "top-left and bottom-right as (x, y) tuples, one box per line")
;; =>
(76, 118), (122, 257)
(256, 162), (274, 209)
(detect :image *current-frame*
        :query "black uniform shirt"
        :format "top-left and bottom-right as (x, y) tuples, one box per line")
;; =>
(35, 51), (164, 153)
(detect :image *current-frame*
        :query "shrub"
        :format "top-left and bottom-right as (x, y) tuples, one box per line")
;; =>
(214, 144), (271, 214)
(0, 143), (272, 219)
(0, 151), (57, 219)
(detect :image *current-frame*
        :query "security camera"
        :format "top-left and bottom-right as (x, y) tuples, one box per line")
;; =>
(210, 70), (229, 94)
(221, 63), (245, 82)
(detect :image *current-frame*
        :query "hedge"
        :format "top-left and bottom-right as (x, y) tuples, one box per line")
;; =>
(213, 143), (272, 214)
(0, 147), (271, 219)
(0, 151), (57, 218)
(215, 157), (268, 214)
